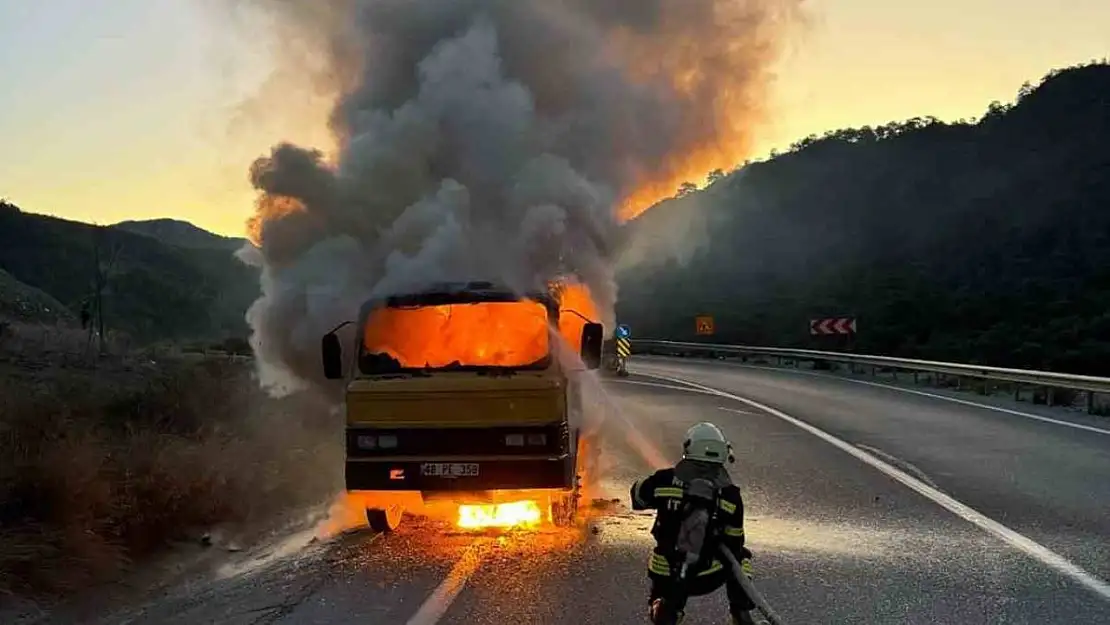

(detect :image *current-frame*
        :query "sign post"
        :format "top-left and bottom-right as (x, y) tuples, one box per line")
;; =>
(612, 324), (631, 376)
(615, 324), (631, 358)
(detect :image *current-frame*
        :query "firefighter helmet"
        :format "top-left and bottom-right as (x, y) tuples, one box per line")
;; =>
(682, 422), (734, 464)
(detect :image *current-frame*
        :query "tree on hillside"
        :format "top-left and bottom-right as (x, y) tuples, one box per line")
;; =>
(676, 181), (698, 197)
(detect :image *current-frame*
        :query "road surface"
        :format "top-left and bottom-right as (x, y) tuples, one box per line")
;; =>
(43, 358), (1110, 624)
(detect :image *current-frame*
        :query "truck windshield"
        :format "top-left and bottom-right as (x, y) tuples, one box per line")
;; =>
(359, 300), (552, 373)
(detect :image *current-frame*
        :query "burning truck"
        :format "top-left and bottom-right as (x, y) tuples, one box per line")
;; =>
(320, 280), (604, 531)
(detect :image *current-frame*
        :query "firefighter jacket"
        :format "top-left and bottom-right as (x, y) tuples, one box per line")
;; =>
(630, 461), (751, 579)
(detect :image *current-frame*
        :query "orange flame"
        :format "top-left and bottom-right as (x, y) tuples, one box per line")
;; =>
(617, 137), (750, 221)
(457, 500), (545, 530)
(363, 300), (551, 368)
(553, 281), (601, 352)
(361, 282), (602, 370)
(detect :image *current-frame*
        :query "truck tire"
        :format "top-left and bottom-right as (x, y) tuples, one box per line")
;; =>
(366, 505), (403, 533)
(553, 430), (583, 527)
(551, 490), (579, 527)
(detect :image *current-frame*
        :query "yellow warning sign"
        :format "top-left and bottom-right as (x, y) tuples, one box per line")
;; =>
(695, 315), (715, 336)
(616, 337), (631, 358)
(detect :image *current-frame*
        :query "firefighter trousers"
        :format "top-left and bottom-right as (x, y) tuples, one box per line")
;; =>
(649, 568), (755, 618)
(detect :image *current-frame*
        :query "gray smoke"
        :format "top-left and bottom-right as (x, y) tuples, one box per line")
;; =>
(233, 0), (803, 395)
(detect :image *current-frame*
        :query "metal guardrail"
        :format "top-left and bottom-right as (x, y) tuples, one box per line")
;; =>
(633, 340), (1110, 411)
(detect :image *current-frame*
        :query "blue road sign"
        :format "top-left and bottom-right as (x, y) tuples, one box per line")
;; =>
(616, 324), (631, 339)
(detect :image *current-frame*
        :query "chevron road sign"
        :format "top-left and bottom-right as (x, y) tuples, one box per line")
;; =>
(809, 317), (857, 336)
(615, 337), (631, 358)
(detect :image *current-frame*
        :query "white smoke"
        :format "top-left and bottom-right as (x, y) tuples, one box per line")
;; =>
(231, 0), (802, 395)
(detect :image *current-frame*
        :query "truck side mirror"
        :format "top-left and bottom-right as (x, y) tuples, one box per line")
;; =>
(580, 322), (603, 370)
(322, 332), (343, 380)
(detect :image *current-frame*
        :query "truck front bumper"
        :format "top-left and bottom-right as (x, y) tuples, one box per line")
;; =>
(345, 455), (575, 492)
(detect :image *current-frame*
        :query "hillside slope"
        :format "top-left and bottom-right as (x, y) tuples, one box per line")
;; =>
(0, 203), (258, 343)
(115, 218), (248, 250)
(617, 61), (1110, 374)
(0, 268), (74, 324)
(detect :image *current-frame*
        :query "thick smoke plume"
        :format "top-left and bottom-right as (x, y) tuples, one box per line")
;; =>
(235, 0), (803, 395)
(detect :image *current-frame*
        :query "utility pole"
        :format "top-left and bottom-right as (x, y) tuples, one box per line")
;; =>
(91, 226), (104, 356)
(89, 225), (119, 356)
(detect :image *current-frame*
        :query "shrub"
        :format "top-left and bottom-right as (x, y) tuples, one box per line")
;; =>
(0, 351), (340, 597)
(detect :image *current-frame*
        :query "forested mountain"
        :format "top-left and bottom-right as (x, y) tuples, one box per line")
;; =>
(114, 218), (248, 250)
(0, 203), (258, 343)
(617, 62), (1110, 374)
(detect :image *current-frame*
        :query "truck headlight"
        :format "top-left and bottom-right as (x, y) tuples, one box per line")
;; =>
(357, 435), (378, 450)
(526, 433), (547, 446)
(505, 434), (525, 446)
(378, 434), (398, 449)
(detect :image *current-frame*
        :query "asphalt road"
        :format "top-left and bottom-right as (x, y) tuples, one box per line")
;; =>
(55, 360), (1110, 624)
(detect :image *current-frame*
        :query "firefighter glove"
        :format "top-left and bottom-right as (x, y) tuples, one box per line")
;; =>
(740, 558), (754, 579)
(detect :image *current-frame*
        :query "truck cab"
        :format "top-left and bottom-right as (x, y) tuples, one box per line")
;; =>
(321, 281), (603, 531)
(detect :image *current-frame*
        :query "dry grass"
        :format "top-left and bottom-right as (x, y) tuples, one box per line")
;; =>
(0, 325), (341, 598)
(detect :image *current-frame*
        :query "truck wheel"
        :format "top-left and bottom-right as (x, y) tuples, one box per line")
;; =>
(551, 492), (579, 527)
(366, 505), (403, 533)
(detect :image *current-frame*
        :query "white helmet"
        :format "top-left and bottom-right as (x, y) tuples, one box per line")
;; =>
(682, 422), (734, 464)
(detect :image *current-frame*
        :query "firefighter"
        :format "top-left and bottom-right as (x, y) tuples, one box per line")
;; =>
(630, 422), (757, 625)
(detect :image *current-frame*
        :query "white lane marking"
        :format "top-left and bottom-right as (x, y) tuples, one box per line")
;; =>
(849, 378), (1110, 436)
(612, 378), (762, 415)
(609, 378), (711, 394)
(643, 371), (1110, 602)
(404, 540), (488, 625)
(718, 406), (940, 487)
(640, 359), (1110, 437)
(715, 407), (762, 417)
(854, 443), (940, 491)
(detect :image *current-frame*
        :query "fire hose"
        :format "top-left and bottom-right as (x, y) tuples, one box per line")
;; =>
(718, 546), (787, 625)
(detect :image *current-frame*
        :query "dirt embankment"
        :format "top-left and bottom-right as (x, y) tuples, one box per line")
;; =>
(0, 322), (342, 601)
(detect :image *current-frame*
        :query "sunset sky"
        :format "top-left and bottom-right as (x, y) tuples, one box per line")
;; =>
(1, 1), (1107, 237)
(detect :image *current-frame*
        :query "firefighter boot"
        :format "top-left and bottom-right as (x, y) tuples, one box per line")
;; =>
(728, 611), (757, 625)
(649, 598), (685, 625)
